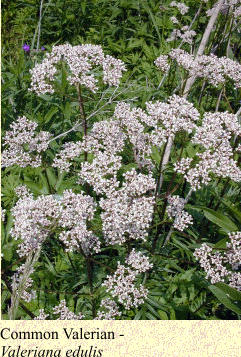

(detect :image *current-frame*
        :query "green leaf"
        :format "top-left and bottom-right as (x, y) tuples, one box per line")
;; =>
(215, 283), (241, 302)
(146, 297), (168, 311)
(221, 201), (241, 223)
(142, 2), (161, 43)
(2, 242), (14, 262)
(151, 146), (161, 165)
(192, 206), (238, 232)
(146, 303), (161, 319)
(46, 168), (57, 189)
(63, 102), (72, 121)
(208, 285), (241, 315)
(169, 307), (176, 320)
(214, 238), (228, 249)
(5, 213), (14, 240)
(158, 310), (168, 320)
(134, 309), (143, 320)
(44, 107), (59, 124)
(145, 312), (157, 320)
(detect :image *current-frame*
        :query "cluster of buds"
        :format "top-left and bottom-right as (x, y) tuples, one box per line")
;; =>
(11, 264), (36, 303)
(95, 298), (121, 320)
(102, 251), (152, 310)
(2, 117), (51, 168)
(34, 300), (84, 320)
(194, 232), (241, 290)
(167, 195), (193, 231)
(168, 49), (241, 88)
(29, 44), (126, 95)
(174, 112), (241, 190)
(11, 189), (100, 258)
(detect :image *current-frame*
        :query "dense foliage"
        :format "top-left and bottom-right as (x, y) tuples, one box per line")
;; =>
(1, 0), (241, 320)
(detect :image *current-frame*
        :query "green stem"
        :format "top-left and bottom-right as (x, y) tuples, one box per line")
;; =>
(86, 256), (96, 318)
(77, 84), (88, 161)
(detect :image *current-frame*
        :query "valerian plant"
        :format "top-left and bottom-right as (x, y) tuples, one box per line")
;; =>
(1, 0), (241, 320)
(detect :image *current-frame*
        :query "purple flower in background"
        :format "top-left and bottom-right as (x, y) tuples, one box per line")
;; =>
(41, 46), (46, 51)
(22, 43), (30, 52)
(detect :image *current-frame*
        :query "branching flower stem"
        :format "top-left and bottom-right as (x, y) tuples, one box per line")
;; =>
(1, 276), (36, 319)
(8, 248), (41, 320)
(157, 3), (203, 90)
(77, 84), (88, 161)
(153, 0), (224, 251)
(36, 0), (44, 51)
(183, 0), (225, 97)
(157, 136), (173, 194)
(48, 85), (129, 144)
(163, 188), (193, 247)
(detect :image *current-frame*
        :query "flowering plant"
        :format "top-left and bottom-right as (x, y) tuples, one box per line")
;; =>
(2, 0), (241, 320)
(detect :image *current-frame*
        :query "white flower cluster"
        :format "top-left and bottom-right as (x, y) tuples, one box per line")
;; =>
(226, 231), (241, 270)
(102, 254), (151, 310)
(15, 185), (33, 199)
(100, 169), (155, 245)
(34, 309), (49, 320)
(234, 5), (241, 18)
(146, 94), (200, 137)
(167, 27), (196, 44)
(87, 119), (126, 155)
(167, 0), (197, 44)
(154, 55), (170, 72)
(95, 298), (121, 320)
(2, 117), (51, 168)
(114, 96), (199, 170)
(54, 95), (199, 178)
(79, 152), (122, 195)
(58, 190), (100, 254)
(80, 121), (126, 194)
(193, 112), (241, 148)
(52, 300), (84, 320)
(34, 299), (84, 320)
(52, 141), (84, 172)
(78, 120), (127, 194)
(11, 194), (59, 257)
(125, 249), (153, 273)
(53, 120), (126, 194)
(114, 102), (157, 170)
(170, 16), (179, 24)
(30, 44), (126, 95)
(170, 1), (189, 15)
(207, 1), (241, 17)
(194, 232), (241, 290)
(167, 195), (193, 231)
(11, 189), (100, 258)
(174, 112), (241, 190)
(169, 49), (241, 88)
(1, 208), (6, 222)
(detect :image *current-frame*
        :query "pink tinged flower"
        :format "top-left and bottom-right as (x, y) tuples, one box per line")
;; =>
(194, 232), (241, 290)
(34, 309), (49, 320)
(53, 300), (84, 320)
(169, 49), (241, 88)
(102, 262), (148, 310)
(154, 55), (170, 72)
(11, 189), (100, 258)
(95, 298), (121, 320)
(1, 116), (52, 168)
(125, 249), (153, 273)
(29, 44), (126, 95)
(166, 195), (193, 231)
